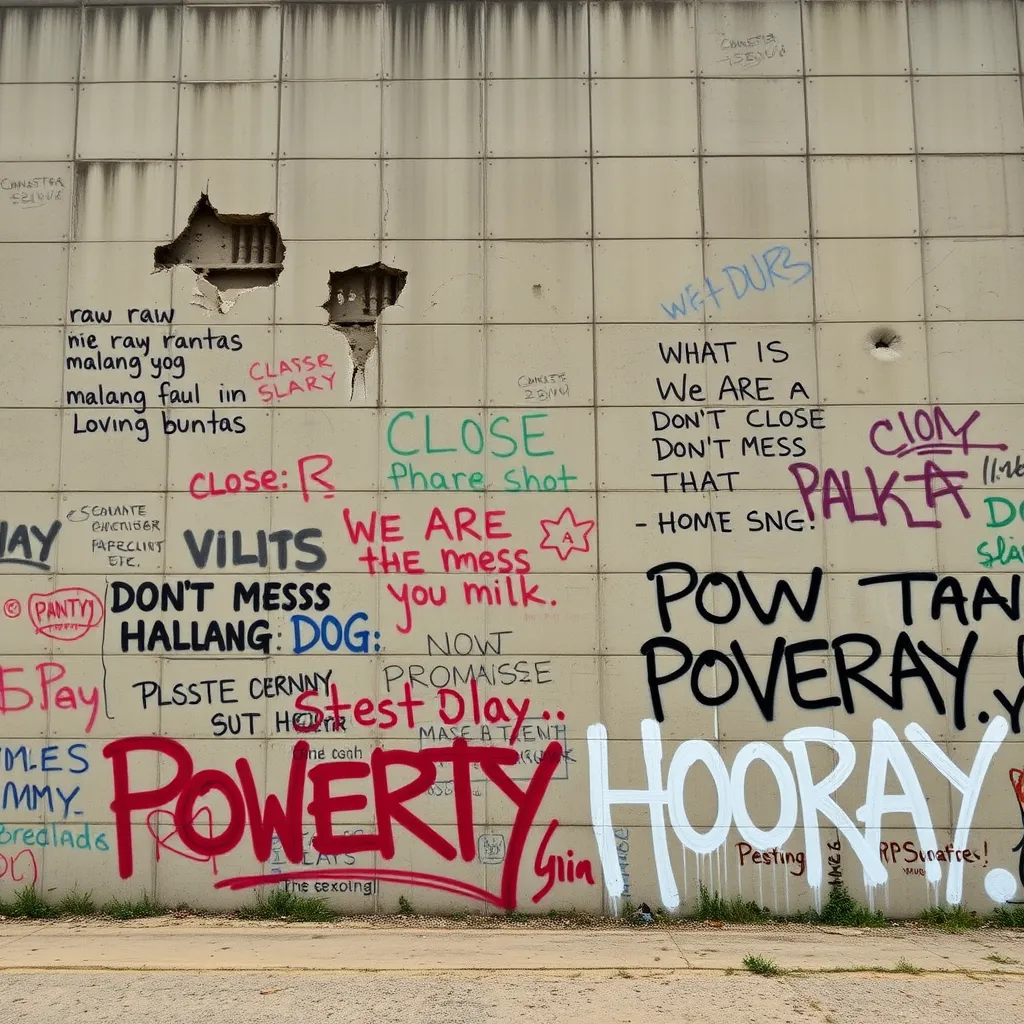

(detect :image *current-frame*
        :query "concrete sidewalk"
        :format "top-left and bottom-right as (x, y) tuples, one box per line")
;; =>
(1, 919), (1023, 975)
(2, 922), (1023, 1024)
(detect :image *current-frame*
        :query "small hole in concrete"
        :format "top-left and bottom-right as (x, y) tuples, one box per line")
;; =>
(869, 326), (901, 362)
(323, 262), (408, 399)
(155, 194), (285, 311)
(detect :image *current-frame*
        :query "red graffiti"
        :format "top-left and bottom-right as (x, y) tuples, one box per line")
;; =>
(531, 819), (595, 902)
(1011, 768), (1024, 809)
(147, 805), (219, 874)
(28, 587), (104, 640)
(104, 737), (563, 910)
(0, 848), (38, 887)
(0, 661), (100, 732)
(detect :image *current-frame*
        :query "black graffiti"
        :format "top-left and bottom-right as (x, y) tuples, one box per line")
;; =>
(859, 572), (1021, 625)
(0, 520), (61, 570)
(646, 561), (823, 630)
(640, 631), (977, 729)
(184, 528), (326, 571)
(641, 565), (1024, 733)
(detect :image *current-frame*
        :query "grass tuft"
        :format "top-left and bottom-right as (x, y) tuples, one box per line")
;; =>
(397, 894), (414, 916)
(103, 892), (164, 920)
(743, 954), (782, 976)
(894, 958), (924, 974)
(919, 905), (982, 932)
(57, 888), (96, 916)
(992, 904), (1024, 928)
(694, 884), (771, 924)
(8, 886), (56, 919)
(802, 885), (886, 928)
(985, 953), (1019, 965)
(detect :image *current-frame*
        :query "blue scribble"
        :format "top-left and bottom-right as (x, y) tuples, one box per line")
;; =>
(661, 244), (812, 320)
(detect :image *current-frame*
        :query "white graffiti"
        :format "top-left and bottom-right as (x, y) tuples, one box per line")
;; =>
(588, 716), (1009, 910)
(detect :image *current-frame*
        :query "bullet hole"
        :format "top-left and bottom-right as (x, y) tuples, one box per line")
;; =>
(323, 263), (408, 399)
(154, 194), (285, 313)
(869, 326), (901, 362)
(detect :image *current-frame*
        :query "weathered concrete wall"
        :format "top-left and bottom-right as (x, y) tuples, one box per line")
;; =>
(1, 0), (1023, 917)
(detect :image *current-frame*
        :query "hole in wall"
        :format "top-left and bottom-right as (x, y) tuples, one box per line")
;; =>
(323, 262), (408, 399)
(154, 194), (285, 313)
(868, 325), (901, 363)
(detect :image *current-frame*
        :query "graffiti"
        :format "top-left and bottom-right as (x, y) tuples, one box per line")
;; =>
(588, 716), (1007, 909)
(188, 453), (336, 503)
(660, 245), (811, 321)
(640, 563), (1024, 732)
(538, 508), (595, 562)
(344, 505), (560, 634)
(385, 411), (578, 492)
(28, 587), (104, 641)
(790, 406), (1006, 530)
(0, 663), (100, 732)
(531, 819), (595, 902)
(0, 849), (38, 887)
(869, 407), (1006, 460)
(1011, 768), (1024, 889)
(0, 520), (61, 571)
(978, 497), (1024, 568)
(6, 6), (1024, 923)
(148, 806), (219, 874)
(249, 355), (337, 404)
(104, 736), (563, 910)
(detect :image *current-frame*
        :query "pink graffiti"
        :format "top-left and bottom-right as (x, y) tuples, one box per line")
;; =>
(870, 407), (1007, 460)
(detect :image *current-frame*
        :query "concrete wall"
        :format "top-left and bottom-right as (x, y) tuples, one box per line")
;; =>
(1, 0), (1023, 916)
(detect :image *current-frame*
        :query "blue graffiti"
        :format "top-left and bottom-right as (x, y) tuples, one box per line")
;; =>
(291, 612), (380, 654)
(660, 244), (812, 320)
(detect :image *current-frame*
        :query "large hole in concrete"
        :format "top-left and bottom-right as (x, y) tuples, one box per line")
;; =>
(154, 194), (285, 313)
(868, 325), (902, 362)
(323, 263), (408, 399)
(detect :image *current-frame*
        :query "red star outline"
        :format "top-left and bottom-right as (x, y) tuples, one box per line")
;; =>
(538, 507), (595, 562)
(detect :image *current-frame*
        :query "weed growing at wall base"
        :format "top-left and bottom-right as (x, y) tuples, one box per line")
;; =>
(798, 885), (886, 928)
(694, 884), (771, 924)
(920, 905), (982, 932)
(992, 904), (1024, 927)
(56, 888), (96, 916)
(103, 893), (164, 920)
(1, 885), (57, 919)
(236, 888), (336, 923)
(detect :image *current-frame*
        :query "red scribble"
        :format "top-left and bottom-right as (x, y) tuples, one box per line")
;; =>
(539, 508), (595, 562)
(298, 454), (336, 502)
(1011, 768), (1024, 809)
(0, 848), (39, 887)
(103, 736), (563, 911)
(531, 818), (596, 902)
(28, 587), (104, 641)
(215, 868), (504, 907)
(147, 806), (219, 874)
